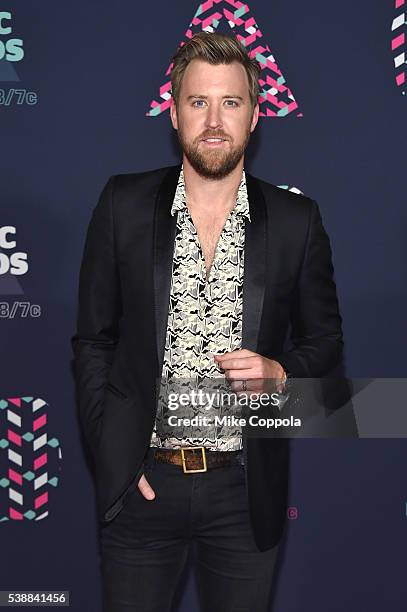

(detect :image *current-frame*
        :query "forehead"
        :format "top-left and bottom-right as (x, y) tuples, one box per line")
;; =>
(180, 59), (250, 97)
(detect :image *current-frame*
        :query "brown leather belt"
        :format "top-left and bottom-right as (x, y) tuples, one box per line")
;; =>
(153, 447), (243, 473)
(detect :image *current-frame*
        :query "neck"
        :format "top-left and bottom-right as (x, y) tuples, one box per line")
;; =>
(182, 155), (244, 215)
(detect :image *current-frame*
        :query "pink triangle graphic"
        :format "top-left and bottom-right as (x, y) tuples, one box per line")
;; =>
(146, 0), (300, 118)
(8, 397), (22, 407)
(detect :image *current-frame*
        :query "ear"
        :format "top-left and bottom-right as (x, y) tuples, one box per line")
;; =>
(170, 98), (178, 130)
(250, 103), (259, 133)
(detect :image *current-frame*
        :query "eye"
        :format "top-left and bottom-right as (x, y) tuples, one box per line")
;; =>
(225, 100), (239, 107)
(192, 99), (206, 107)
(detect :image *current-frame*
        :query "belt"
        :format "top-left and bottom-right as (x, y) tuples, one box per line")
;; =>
(152, 447), (243, 473)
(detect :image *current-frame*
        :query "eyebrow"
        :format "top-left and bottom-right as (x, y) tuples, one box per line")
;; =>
(187, 95), (244, 101)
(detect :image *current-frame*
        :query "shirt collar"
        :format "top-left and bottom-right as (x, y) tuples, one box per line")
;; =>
(171, 164), (251, 222)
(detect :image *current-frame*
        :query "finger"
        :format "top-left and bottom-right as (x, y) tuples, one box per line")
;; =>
(230, 380), (266, 394)
(230, 379), (263, 391)
(224, 368), (261, 379)
(137, 473), (155, 500)
(218, 358), (257, 371)
(214, 349), (256, 361)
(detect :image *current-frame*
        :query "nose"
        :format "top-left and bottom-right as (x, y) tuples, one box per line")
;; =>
(205, 103), (223, 130)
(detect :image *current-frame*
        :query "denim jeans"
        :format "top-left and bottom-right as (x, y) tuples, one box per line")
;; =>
(99, 447), (280, 612)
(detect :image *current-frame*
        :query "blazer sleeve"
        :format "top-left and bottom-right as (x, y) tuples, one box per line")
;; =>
(271, 199), (344, 377)
(70, 176), (122, 464)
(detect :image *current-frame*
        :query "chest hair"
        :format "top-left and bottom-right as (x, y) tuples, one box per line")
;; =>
(189, 209), (230, 279)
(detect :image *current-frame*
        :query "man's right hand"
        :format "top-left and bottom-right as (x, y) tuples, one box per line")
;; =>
(137, 473), (156, 500)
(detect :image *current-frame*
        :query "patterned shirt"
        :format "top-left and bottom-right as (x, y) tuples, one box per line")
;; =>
(150, 165), (251, 451)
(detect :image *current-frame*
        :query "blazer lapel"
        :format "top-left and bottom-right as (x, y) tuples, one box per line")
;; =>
(242, 171), (267, 352)
(153, 164), (181, 376)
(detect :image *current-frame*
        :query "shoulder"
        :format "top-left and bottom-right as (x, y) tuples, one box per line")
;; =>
(96, 164), (180, 219)
(248, 171), (315, 213)
(246, 172), (321, 242)
(109, 163), (180, 198)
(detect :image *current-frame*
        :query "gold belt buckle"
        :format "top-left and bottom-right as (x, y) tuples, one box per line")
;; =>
(181, 447), (207, 473)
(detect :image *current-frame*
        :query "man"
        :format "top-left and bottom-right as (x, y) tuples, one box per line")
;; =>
(71, 32), (343, 612)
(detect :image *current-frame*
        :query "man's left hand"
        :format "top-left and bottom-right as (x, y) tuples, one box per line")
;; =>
(214, 349), (286, 394)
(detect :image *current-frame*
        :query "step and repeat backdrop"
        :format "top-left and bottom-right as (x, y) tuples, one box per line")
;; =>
(1, 1), (406, 610)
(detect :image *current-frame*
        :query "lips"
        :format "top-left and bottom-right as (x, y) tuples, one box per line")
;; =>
(200, 137), (229, 147)
(200, 134), (229, 142)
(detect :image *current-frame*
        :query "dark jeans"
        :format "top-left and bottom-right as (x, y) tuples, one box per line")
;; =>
(99, 448), (280, 612)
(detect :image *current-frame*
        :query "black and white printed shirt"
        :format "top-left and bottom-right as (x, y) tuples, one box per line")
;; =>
(150, 164), (251, 451)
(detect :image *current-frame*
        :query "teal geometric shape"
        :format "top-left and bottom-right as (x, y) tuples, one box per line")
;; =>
(22, 432), (34, 442)
(277, 106), (289, 117)
(0, 400), (8, 410)
(24, 510), (36, 520)
(0, 60), (19, 81)
(0, 439), (9, 448)
(149, 106), (161, 117)
(48, 476), (59, 487)
(0, 516), (9, 522)
(234, 6), (247, 19)
(0, 478), (10, 487)
(256, 52), (267, 64)
(23, 471), (35, 481)
(48, 438), (60, 448)
(22, 397), (34, 403)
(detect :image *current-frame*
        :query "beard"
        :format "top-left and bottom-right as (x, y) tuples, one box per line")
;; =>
(176, 122), (251, 180)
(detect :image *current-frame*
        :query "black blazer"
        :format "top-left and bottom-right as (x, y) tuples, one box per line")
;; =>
(71, 163), (343, 552)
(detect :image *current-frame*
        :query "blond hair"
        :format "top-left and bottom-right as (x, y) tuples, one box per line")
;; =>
(170, 32), (261, 109)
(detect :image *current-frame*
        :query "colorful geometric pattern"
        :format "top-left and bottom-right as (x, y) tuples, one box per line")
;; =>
(277, 183), (304, 195)
(0, 397), (62, 522)
(391, 0), (406, 94)
(146, 0), (300, 117)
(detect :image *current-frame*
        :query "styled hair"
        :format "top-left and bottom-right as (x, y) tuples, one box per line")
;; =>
(170, 32), (261, 109)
